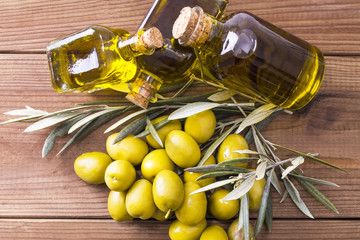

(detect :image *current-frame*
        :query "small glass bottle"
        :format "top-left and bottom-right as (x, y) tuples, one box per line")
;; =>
(172, 6), (325, 110)
(46, 26), (163, 93)
(126, 0), (228, 108)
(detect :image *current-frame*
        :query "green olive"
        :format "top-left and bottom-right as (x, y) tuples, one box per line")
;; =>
(217, 134), (249, 168)
(125, 179), (157, 220)
(227, 218), (255, 240)
(248, 177), (266, 211)
(200, 225), (229, 240)
(175, 181), (207, 226)
(104, 159), (136, 192)
(146, 115), (182, 149)
(106, 134), (148, 165)
(183, 155), (216, 187)
(153, 169), (185, 214)
(107, 190), (133, 221)
(141, 149), (175, 182)
(208, 189), (239, 220)
(184, 110), (216, 144)
(169, 219), (207, 240)
(165, 130), (201, 168)
(74, 152), (112, 184)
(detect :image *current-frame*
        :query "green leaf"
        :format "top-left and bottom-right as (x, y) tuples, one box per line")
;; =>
(185, 164), (250, 174)
(135, 118), (170, 138)
(24, 112), (82, 132)
(4, 106), (48, 116)
(274, 144), (347, 172)
(112, 116), (147, 144)
(168, 102), (221, 120)
(146, 116), (163, 148)
(254, 168), (274, 237)
(289, 173), (340, 187)
(235, 104), (277, 134)
(223, 174), (256, 201)
(217, 157), (259, 167)
(42, 114), (88, 157)
(296, 176), (339, 214)
(199, 119), (241, 166)
(190, 178), (237, 195)
(68, 108), (123, 134)
(283, 177), (314, 219)
(196, 171), (240, 181)
(104, 106), (162, 133)
(57, 110), (124, 155)
(239, 193), (250, 240)
(265, 189), (273, 232)
(270, 169), (283, 195)
(0, 114), (45, 125)
(208, 90), (237, 102)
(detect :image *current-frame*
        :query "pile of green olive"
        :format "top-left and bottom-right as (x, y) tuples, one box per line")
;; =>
(73, 110), (264, 240)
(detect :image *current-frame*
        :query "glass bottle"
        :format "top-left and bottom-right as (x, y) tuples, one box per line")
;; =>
(172, 6), (325, 110)
(126, 0), (228, 108)
(46, 26), (163, 94)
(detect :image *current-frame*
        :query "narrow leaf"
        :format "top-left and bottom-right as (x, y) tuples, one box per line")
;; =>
(42, 114), (88, 157)
(296, 177), (339, 213)
(223, 174), (256, 201)
(190, 178), (237, 195)
(281, 156), (305, 179)
(5, 106), (48, 116)
(254, 168), (274, 237)
(199, 120), (241, 166)
(135, 118), (170, 138)
(275, 144), (347, 172)
(168, 102), (220, 120)
(208, 90), (237, 102)
(0, 114), (45, 125)
(196, 171), (239, 181)
(232, 149), (260, 155)
(24, 112), (81, 132)
(112, 116), (147, 144)
(239, 193), (250, 240)
(68, 108), (121, 134)
(265, 189), (273, 232)
(289, 173), (340, 187)
(217, 157), (259, 167)
(270, 169), (283, 195)
(146, 116), (163, 148)
(104, 107), (161, 133)
(283, 177), (314, 219)
(280, 190), (288, 203)
(235, 104), (277, 134)
(256, 161), (267, 180)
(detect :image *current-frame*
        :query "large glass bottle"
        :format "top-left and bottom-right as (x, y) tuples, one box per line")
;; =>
(126, 0), (228, 107)
(47, 26), (163, 93)
(172, 6), (325, 110)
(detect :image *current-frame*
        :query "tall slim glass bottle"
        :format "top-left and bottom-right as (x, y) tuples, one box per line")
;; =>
(172, 6), (325, 110)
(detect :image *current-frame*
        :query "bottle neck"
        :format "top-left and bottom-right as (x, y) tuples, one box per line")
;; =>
(118, 27), (163, 61)
(173, 6), (225, 53)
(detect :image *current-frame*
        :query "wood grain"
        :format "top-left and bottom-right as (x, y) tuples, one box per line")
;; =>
(0, 54), (359, 219)
(0, 0), (359, 54)
(0, 219), (358, 240)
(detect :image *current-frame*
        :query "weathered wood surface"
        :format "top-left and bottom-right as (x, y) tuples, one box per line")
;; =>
(0, 0), (359, 239)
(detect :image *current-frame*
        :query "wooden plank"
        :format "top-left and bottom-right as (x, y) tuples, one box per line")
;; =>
(0, 0), (359, 54)
(0, 219), (358, 240)
(0, 54), (359, 219)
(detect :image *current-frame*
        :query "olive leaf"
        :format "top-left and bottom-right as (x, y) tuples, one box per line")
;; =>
(135, 118), (170, 138)
(254, 168), (274, 237)
(68, 108), (123, 134)
(256, 161), (267, 180)
(168, 102), (221, 120)
(4, 106), (48, 116)
(208, 90), (237, 102)
(199, 119), (242, 166)
(223, 174), (256, 201)
(239, 193), (250, 240)
(289, 173), (339, 187)
(235, 103), (277, 134)
(196, 171), (239, 181)
(190, 177), (238, 195)
(24, 112), (82, 132)
(281, 156), (305, 179)
(217, 157), (259, 167)
(265, 190), (273, 232)
(283, 176), (314, 219)
(146, 116), (163, 148)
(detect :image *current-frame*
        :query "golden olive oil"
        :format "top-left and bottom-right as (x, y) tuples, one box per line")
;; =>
(173, 7), (325, 110)
(47, 27), (162, 93)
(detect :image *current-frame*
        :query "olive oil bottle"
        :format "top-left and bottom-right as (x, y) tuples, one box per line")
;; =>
(126, 0), (228, 107)
(47, 26), (163, 93)
(172, 7), (325, 110)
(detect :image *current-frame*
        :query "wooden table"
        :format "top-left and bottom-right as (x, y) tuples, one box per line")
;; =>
(0, 0), (359, 239)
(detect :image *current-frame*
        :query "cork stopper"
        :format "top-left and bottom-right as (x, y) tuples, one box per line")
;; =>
(125, 75), (158, 109)
(172, 6), (213, 47)
(139, 27), (164, 50)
